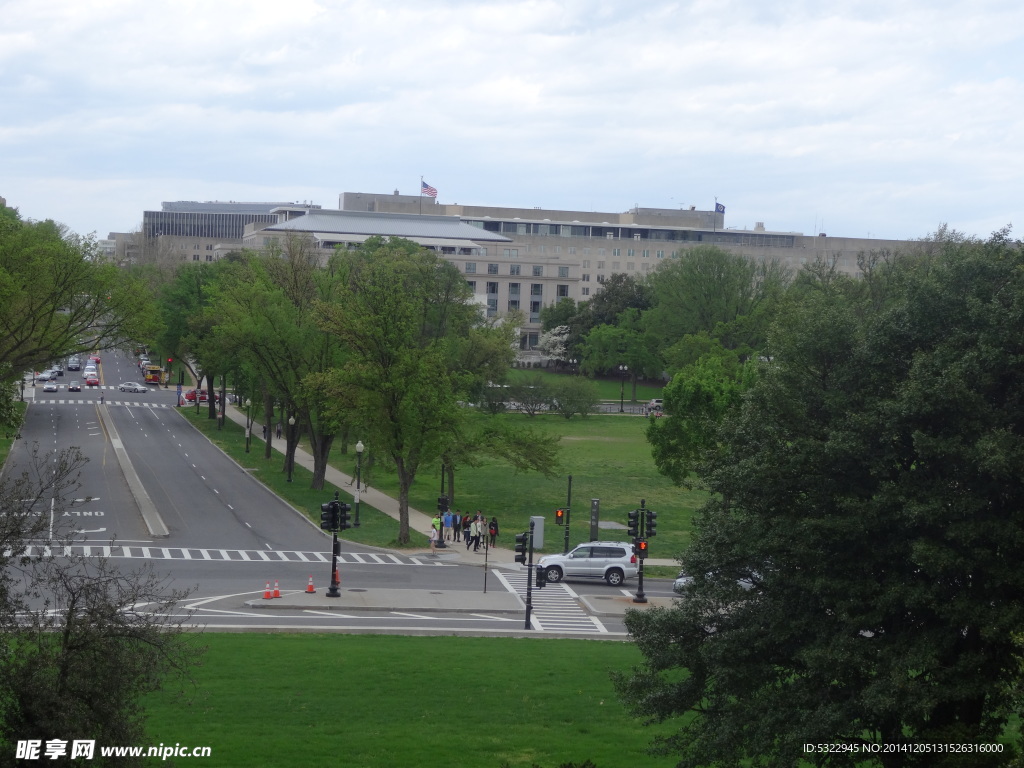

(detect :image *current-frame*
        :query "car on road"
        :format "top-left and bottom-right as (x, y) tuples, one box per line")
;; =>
(118, 382), (147, 393)
(42, 381), (58, 392)
(68, 381), (82, 392)
(674, 571), (693, 593)
(67, 358), (81, 371)
(184, 389), (219, 402)
(85, 374), (100, 387)
(89, 354), (101, 365)
(537, 541), (639, 586)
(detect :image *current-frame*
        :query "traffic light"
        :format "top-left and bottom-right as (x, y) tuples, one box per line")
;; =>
(645, 509), (657, 537)
(167, 357), (173, 365)
(338, 502), (352, 530)
(320, 501), (338, 531)
(535, 564), (546, 589)
(634, 539), (649, 559)
(514, 532), (528, 564)
(437, 495), (449, 513)
(554, 508), (565, 525)
(627, 509), (640, 539)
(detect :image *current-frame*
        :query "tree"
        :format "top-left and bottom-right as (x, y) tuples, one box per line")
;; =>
(509, 375), (553, 417)
(615, 232), (1024, 766)
(0, 447), (200, 766)
(646, 344), (756, 487)
(317, 237), (479, 544)
(0, 208), (158, 427)
(549, 376), (600, 419)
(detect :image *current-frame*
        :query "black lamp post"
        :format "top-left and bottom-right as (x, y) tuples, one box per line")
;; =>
(618, 364), (629, 413)
(244, 398), (253, 453)
(287, 415), (296, 482)
(354, 440), (364, 527)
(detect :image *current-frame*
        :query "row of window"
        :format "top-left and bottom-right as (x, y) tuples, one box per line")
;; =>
(465, 263), (570, 278)
(467, 282), (569, 298)
(496, 246), (668, 258)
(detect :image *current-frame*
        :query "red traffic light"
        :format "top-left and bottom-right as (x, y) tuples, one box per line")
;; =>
(554, 508), (565, 524)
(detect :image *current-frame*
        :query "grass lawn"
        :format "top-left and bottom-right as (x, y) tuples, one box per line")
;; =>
(507, 367), (665, 404)
(180, 406), (703, 561)
(146, 634), (677, 768)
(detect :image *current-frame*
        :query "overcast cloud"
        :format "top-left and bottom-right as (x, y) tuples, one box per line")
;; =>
(2, 0), (1022, 241)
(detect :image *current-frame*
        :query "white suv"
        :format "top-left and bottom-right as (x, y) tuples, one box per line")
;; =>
(537, 541), (638, 586)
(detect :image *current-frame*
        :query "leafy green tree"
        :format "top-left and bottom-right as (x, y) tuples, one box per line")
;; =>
(317, 237), (478, 544)
(0, 209), (157, 426)
(616, 232), (1024, 766)
(646, 344), (756, 487)
(549, 376), (600, 419)
(509, 374), (553, 417)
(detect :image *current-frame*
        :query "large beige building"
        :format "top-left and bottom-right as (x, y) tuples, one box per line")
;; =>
(130, 194), (920, 348)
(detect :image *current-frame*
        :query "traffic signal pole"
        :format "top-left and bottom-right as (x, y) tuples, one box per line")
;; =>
(320, 490), (352, 599)
(563, 474), (572, 554)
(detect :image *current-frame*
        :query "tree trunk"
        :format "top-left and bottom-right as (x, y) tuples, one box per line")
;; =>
(262, 389), (274, 459)
(396, 457), (412, 544)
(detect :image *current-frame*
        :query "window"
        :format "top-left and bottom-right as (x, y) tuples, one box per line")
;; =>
(657, 250), (665, 259)
(466, 281), (476, 291)
(487, 298), (497, 317)
(582, 260), (591, 268)
(627, 249), (634, 258)
(531, 284), (543, 296)
(612, 249), (621, 258)
(611, 262), (620, 270)
(568, 247), (576, 255)
(597, 261), (605, 269)
(558, 266), (569, 278)
(529, 301), (542, 321)
(503, 248), (519, 258)
(509, 283), (520, 295)
(532, 265), (543, 277)
(626, 263), (635, 271)
(582, 274), (590, 282)
(465, 263), (476, 274)
(486, 282), (498, 294)
(556, 284), (569, 298)
(487, 263), (498, 274)
(206, 244), (213, 250)
(597, 274), (605, 283)
(581, 287), (590, 296)
(642, 250), (650, 258)
(508, 299), (520, 311)
(509, 264), (521, 276)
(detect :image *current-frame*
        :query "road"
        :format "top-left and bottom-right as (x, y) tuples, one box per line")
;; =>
(10, 350), (679, 636)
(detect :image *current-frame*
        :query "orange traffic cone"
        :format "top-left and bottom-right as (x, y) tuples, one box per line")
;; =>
(272, 579), (281, 598)
(262, 581), (272, 600)
(305, 575), (316, 594)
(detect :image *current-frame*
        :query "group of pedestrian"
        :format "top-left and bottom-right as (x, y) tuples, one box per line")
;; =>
(429, 510), (499, 554)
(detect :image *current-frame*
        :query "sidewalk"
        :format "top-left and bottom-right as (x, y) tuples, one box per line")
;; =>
(218, 403), (677, 568)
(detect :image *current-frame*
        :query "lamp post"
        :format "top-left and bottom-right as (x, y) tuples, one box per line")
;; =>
(244, 398), (253, 453)
(287, 415), (296, 482)
(618, 364), (629, 413)
(355, 440), (364, 527)
(569, 357), (578, 374)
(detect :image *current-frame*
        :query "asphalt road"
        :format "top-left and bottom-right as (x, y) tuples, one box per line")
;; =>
(11, 350), (678, 636)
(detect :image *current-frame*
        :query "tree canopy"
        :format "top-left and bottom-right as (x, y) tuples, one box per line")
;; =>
(616, 231), (1024, 766)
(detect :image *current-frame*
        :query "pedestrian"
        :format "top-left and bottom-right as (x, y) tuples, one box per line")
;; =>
(262, 424), (268, 440)
(488, 516), (499, 548)
(99, 393), (104, 404)
(429, 527), (438, 555)
(431, 513), (442, 545)
(442, 509), (453, 541)
(471, 513), (483, 552)
(453, 510), (462, 542)
(275, 421), (282, 438)
(464, 514), (473, 550)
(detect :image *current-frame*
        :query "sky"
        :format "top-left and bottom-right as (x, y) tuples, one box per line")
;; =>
(2, 0), (1022, 242)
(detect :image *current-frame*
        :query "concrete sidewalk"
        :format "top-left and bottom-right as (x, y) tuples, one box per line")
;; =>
(218, 403), (678, 568)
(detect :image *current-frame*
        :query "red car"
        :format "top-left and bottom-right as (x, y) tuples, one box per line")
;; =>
(184, 389), (219, 402)
(85, 374), (100, 387)
(89, 355), (101, 365)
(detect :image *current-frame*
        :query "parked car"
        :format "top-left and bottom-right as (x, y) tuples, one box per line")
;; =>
(184, 389), (219, 402)
(68, 381), (82, 392)
(85, 374), (100, 387)
(536, 541), (639, 586)
(42, 381), (58, 392)
(118, 382), (147, 393)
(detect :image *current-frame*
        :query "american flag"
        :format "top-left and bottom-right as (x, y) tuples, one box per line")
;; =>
(421, 181), (438, 198)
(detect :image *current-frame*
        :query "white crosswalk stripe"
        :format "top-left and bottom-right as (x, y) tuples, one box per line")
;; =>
(496, 570), (608, 634)
(15, 545), (449, 566)
(34, 399), (172, 408)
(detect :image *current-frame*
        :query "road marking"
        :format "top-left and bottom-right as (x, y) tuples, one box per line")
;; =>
(13, 545), (451, 567)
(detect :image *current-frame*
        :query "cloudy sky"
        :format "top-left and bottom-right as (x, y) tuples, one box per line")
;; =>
(2, 0), (1022, 241)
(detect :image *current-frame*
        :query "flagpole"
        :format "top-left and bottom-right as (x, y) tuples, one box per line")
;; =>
(419, 176), (423, 216)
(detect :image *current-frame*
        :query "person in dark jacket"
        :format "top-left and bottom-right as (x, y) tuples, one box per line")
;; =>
(488, 516), (499, 548)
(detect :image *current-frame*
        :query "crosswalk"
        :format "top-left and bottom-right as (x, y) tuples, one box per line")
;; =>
(32, 399), (171, 407)
(497, 570), (608, 634)
(14, 544), (451, 566)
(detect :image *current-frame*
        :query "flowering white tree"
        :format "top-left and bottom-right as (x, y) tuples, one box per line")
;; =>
(535, 325), (569, 363)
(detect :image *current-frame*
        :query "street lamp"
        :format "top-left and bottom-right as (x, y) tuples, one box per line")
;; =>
(287, 415), (296, 482)
(618, 364), (629, 413)
(355, 440), (364, 527)
(244, 398), (253, 453)
(569, 358), (578, 374)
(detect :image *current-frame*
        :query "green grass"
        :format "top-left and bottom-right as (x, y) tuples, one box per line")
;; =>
(146, 634), (675, 768)
(335, 411), (702, 559)
(178, 404), (700, 561)
(507, 367), (666, 403)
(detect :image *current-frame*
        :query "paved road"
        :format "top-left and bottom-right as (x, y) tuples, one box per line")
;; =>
(11, 350), (680, 636)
